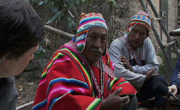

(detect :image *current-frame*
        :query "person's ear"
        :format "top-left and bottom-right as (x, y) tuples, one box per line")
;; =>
(146, 30), (149, 37)
(1, 55), (11, 66)
(146, 33), (149, 37)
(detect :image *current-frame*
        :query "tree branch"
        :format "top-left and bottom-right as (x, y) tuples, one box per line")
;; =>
(45, 25), (74, 39)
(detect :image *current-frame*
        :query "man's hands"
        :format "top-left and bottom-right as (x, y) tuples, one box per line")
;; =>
(100, 87), (130, 110)
(120, 55), (159, 81)
(167, 73), (180, 97)
(178, 73), (180, 78)
(145, 68), (159, 81)
(120, 56), (133, 71)
(162, 85), (178, 100)
(168, 85), (178, 96)
(167, 73), (180, 99)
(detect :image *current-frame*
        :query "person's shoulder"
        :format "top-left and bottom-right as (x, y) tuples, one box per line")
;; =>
(0, 77), (15, 89)
(112, 37), (122, 42)
(143, 37), (153, 46)
(0, 77), (15, 83)
(144, 37), (151, 42)
(110, 37), (123, 46)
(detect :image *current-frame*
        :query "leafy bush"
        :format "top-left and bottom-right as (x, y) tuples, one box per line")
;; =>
(158, 51), (178, 79)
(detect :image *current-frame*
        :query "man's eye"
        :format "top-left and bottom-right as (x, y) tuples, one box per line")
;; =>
(101, 37), (106, 41)
(140, 32), (146, 35)
(132, 30), (138, 33)
(90, 36), (96, 39)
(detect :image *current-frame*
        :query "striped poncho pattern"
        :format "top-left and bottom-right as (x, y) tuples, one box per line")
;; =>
(33, 41), (136, 110)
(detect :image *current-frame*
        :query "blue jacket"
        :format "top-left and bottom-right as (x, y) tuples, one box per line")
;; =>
(170, 59), (180, 94)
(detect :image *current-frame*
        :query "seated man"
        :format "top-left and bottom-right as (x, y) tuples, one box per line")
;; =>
(108, 11), (168, 109)
(0, 0), (46, 109)
(33, 13), (137, 110)
(168, 59), (180, 95)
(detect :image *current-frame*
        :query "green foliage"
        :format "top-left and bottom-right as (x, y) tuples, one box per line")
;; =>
(106, 0), (116, 7)
(34, 38), (52, 64)
(28, 0), (117, 69)
(158, 52), (178, 77)
(28, 0), (117, 30)
(28, 0), (91, 29)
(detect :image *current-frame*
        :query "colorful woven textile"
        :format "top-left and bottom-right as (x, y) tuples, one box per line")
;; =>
(75, 13), (108, 52)
(127, 10), (151, 35)
(33, 41), (137, 110)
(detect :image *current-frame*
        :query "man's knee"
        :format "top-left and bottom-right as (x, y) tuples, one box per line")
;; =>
(123, 95), (138, 110)
(152, 75), (168, 86)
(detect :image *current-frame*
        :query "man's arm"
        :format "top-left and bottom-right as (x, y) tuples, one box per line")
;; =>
(132, 38), (159, 74)
(108, 39), (146, 88)
(0, 77), (18, 110)
(170, 59), (180, 94)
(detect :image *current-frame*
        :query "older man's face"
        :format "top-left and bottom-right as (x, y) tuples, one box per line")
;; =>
(82, 27), (107, 63)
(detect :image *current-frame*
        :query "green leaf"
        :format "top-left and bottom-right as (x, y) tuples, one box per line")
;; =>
(39, 1), (44, 5)
(74, 0), (80, 5)
(71, 21), (75, 27)
(35, 46), (46, 58)
(111, 1), (116, 6)
(69, 3), (73, 9)
(106, 0), (116, 6)
(106, 0), (114, 3)
(67, 17), (71, 22)
(64, 0), (70, 4)
(81, 0), (85, 3)
(105, 0), (111, 2)
(50, 6), (58, 13)
(46, 11), (62, 24)
(58, 1), (64, 6)
(67, 22), (72, 29)
(57, 15), (61, 22)
(51, 0), (56, 2)
(64, 4), (67, 8)
(70, 0), (75, 3)
(47, 2), (53, 7)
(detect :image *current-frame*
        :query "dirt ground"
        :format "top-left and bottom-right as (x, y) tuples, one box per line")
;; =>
(15, 76), (39, 106)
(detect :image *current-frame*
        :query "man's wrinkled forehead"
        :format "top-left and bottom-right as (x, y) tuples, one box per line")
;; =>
(88, 26), (108, 35)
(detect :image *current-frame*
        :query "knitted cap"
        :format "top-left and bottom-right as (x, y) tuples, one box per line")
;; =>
(127, 11), (151, 34)
(75, 13), (108, 52)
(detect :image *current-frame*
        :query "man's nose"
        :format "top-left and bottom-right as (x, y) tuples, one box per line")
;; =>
(94, 38), (101, 47)
(134, 33), (140, 39)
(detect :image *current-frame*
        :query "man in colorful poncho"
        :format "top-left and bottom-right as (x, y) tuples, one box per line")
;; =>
(33, 13), (137, 110)
(108, 11), (168, 109)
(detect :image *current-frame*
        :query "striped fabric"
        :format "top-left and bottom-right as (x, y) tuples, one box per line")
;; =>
(33, 41), (136, 110)
(75, 13), (108, 52)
